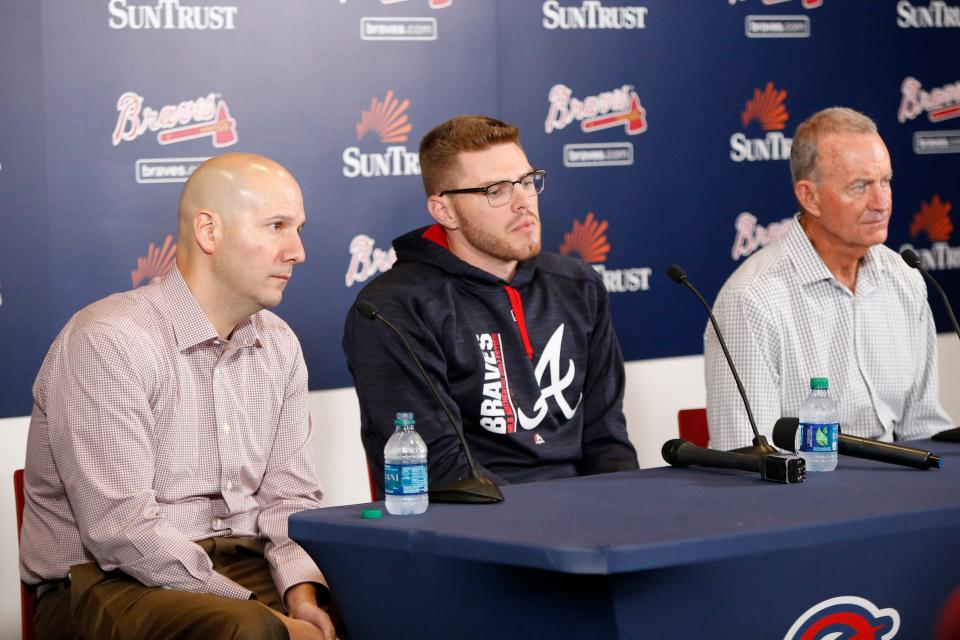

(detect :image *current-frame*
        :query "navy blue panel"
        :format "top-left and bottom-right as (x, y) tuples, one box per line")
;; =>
(1, 1), (958, 415)
(0, 0), (48, 416)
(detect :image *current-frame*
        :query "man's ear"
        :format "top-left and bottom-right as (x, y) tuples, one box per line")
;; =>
(427, 196), (459, 230)
(194, 210), (220, 255)
(794, 180), (821, 219)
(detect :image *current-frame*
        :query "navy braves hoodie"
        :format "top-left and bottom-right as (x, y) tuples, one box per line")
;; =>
(343, 225), (638, 496)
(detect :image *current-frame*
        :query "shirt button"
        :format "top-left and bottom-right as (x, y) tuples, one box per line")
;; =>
(222, 424), (230, 434)
(213, 518), (223, 529)
(225, 480), (234, 491)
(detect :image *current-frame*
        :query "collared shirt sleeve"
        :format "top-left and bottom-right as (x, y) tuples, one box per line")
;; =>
(898, 300), (954, 440)
(705, 286), (783, 451)
(45, 319), (251, 600)
(256, 339), (327, 603)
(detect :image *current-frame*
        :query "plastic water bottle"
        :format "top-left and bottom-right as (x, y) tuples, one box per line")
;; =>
(797, 377), (839, 472)
(383, 412), (429, 515)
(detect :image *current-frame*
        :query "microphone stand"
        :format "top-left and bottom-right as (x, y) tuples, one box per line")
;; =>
(901, 250), (960, 443)
(356, 300), (504, 503)
(667, 265), (778, 456)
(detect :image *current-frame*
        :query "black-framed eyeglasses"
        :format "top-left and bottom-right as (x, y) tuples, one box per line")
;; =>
(439, 169), (546, 208)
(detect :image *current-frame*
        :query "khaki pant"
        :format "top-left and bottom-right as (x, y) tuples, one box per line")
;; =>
(36, 537), (297, 640)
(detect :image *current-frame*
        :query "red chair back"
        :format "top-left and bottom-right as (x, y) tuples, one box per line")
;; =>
(14, 469), (36, 640)
(677, 408), (709, 448)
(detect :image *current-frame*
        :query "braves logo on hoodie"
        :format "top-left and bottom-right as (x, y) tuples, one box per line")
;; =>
(476, 324), (582, 434)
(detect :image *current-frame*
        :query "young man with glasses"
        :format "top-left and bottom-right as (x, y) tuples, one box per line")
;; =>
(343, 115), (638, 496)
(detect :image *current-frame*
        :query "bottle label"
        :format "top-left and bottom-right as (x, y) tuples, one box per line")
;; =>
(384, 463), (428, 496)
(798, 422), (839, 453)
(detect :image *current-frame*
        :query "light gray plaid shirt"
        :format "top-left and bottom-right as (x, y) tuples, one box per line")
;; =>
(20, 266), (325, 600)
(705, 216), (952, 451)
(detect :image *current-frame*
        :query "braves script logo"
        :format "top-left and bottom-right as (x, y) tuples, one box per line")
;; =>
(345, 234), (396, 287)
(131, 234), (176, 287)
(560, 213), (651, 292)
(898, 77), (960, 123)
(731, 82), (792, 161)
(784, 595), (899, 640)
(731, 212), (793, 260)
(545, 84), (647, 135)
(113, 92), (238, 148)
(343, 91), (420, 177)
(476, 325), (581, 434)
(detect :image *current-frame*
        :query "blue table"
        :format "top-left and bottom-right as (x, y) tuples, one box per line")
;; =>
(290, 440), (960, 639)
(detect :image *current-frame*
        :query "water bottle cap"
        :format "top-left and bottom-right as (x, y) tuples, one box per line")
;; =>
(361, 508), (382, 519)
(810, 377), (829, 390)
(394, 412), (415, 426)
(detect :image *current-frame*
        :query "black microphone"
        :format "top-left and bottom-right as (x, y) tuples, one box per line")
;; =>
(900, 249), (960, 443)
(354, 299), (504, 504)
(662, 438), (805, 484)
(666, 264), (778, 456)
(772, 417), (943, 470)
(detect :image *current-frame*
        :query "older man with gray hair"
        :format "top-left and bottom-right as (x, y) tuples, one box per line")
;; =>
(705, 107), (952, 451)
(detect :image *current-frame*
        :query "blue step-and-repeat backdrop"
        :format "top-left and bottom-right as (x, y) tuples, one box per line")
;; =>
(1, 0), (958, 418)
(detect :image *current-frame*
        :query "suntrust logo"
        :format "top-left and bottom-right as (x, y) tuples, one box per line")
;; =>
(897, 1), (960, 27)
(132, 234), (176, 287)
(559, 212), (651, 292)
(342, 91), (421, 178)
(730, 82), (792, 162)
(113, 92), (238, 148)
(901, 194), (960, 270)
(542, 1), (648, 30)
(108, 0), (237, 30)
(545, 84), (647, 135)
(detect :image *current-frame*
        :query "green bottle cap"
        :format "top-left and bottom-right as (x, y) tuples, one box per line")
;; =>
(361, 508), (382, 519)
(395, 411), (415, 426)
(810, 377), (829, 390)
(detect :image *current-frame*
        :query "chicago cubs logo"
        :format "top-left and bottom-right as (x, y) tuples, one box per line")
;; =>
(784, 596), (899, 640)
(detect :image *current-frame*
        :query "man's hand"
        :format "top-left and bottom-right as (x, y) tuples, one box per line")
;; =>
(282, 582), (337, 640)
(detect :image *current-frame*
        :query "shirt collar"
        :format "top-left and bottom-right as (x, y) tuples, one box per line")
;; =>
(787, 214), (887, 293)
(158, 266), (262, 352)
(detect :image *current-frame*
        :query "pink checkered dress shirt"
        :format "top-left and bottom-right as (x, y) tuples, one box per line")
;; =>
(19, 266), (326, 601)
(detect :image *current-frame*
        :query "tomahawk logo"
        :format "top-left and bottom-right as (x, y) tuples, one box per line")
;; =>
(545, 84), (647, 135)
(517, 324), (582, 430)
(898, 76), (960, 123)
(783, 595), (899, 640)
(113, 92), (238, 148)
